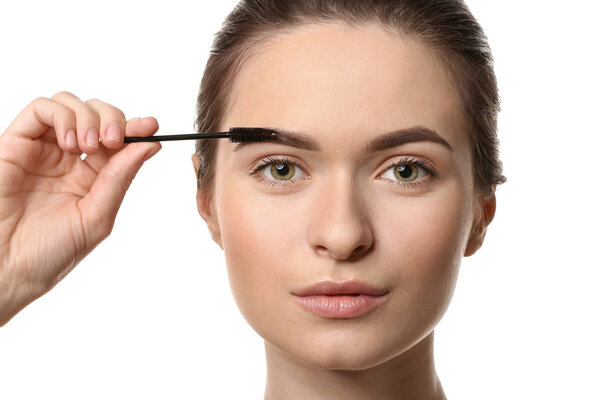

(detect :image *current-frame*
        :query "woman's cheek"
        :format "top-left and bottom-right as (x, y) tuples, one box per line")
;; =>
(217, 186), (301, 327)
(220, 189), (302, 259)
(374, 181), (470, 296)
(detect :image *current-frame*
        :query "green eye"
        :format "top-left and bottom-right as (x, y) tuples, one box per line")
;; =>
(251, 156), (307, 187)
(380, 157), (437, 186)
(393, 164), (418, 181)
(270, 162), (295, 180)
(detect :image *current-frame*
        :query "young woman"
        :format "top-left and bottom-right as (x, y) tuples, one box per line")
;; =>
(0, 1), (504, 398)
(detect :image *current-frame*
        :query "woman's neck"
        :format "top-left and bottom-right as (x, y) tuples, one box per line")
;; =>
(263, 330), (446, 400)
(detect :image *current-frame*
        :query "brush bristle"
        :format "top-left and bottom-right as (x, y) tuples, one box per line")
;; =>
(229, 127), (278, 143)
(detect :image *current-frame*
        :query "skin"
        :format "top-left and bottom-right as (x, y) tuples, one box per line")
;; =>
(194, 23), (495, 400)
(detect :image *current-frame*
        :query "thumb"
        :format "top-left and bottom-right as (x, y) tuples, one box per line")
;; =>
(78, 142), (161, 242)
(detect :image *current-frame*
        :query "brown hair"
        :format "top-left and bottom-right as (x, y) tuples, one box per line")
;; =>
(194, 0), (505, 197)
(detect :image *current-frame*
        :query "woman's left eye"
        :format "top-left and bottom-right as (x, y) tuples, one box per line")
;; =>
(250, 156), (307, 186)
(379, 158), (438, 186)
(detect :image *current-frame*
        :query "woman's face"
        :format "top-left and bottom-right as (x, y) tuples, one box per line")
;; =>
(196, 23), (482, 369)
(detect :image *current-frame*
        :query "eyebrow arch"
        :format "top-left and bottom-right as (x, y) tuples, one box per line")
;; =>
(232, 126), (452, 152)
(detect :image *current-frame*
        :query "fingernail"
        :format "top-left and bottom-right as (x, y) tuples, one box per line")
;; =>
(86, 128), (99, 148)
(143, 146), (161, 161)
(66, 129), (77, 149)
(107, 123), (122, 143)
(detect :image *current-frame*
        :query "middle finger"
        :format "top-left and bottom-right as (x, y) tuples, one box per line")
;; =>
(85, 97), (127, 151)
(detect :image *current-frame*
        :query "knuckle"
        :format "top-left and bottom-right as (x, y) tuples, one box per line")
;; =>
(51, 90), (77, 101)
(115, 108), (126, 120)
(85, 98), (126, 123)
(84, 97), (101, 105)
(31, 96), (49, 105)
(28, 96), (50, 110)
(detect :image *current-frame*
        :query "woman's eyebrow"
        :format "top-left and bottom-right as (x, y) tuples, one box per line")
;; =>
(232, 126), (452, 152)
(233, 129), (320, 152)
(367, 126), (452, 152)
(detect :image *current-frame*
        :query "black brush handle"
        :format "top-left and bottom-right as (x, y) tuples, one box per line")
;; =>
(124, 132), (229, 143)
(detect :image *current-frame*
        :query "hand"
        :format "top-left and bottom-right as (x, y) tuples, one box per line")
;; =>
(0, 91), (161, 325)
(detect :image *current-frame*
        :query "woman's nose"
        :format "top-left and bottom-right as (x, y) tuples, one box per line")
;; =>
(307, 174), (374, 261)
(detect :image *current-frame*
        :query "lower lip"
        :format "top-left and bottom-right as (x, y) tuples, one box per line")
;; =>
(293, 294), (387, 319)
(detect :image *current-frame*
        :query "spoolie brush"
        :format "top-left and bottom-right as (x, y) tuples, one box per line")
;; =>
(123, 127), (278, 143)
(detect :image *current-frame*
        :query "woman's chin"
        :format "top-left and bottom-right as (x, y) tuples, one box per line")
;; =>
(265, 330), (399, 371)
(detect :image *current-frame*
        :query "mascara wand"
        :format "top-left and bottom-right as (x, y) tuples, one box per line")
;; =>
(124, 127), (278, 143)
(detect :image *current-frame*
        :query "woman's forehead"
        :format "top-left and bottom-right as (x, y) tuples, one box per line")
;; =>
(223, 23), (469, 154)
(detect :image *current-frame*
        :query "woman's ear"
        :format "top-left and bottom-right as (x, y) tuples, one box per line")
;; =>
(464, 191), (496, 257)
(192, 154), (223, 249)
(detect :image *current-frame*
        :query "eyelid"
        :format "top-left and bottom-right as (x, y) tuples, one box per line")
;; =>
(378, 156), (438, 177)
(249, 154), (308, 174)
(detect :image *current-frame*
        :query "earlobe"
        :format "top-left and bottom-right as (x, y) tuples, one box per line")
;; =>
(464, 192), (496, 257)
(192, 154), (223, 249)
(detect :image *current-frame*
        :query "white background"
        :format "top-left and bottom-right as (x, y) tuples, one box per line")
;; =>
(0, 1), (598, 399)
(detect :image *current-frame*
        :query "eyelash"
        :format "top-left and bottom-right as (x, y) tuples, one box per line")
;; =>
(249, 155), (439, 188)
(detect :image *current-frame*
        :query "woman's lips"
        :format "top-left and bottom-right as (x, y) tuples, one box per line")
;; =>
(292, 280), (389, 318)
(292, 294), (388, 318)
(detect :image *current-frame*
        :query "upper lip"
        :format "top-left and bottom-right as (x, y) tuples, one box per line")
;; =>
(292, 280), (389, 297)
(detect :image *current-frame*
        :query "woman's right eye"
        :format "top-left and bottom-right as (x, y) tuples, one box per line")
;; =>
(250, 156), (307, 187)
